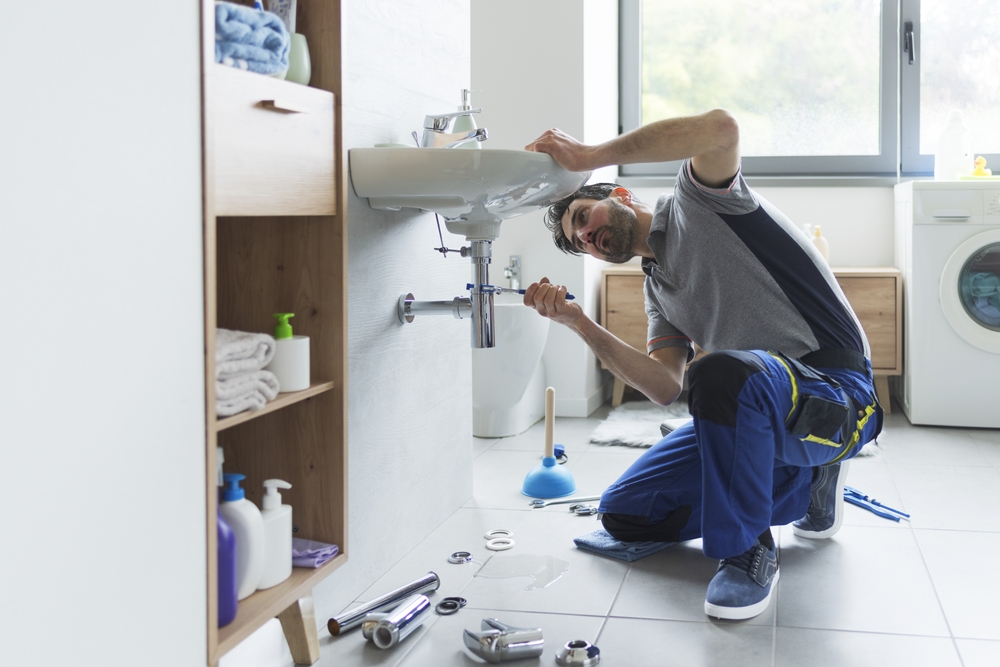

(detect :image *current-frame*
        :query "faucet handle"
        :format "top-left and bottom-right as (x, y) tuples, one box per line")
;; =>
(424, 108), (483, 131)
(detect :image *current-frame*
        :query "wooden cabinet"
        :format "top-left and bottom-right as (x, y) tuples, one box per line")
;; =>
(599, 266), (902, 411)
(202, 2), (346, 664)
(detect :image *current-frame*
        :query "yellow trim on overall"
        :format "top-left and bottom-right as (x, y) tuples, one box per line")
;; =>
(768, 353), (799, 422)
(768, 352), (878, 461)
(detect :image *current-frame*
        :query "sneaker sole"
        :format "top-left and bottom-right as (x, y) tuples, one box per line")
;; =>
(792, 460), (850, 540)
(704, 568), (780, 620)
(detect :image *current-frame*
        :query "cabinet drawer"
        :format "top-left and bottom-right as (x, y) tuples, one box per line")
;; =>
(604, 274), (648, 363)
(837, 276), (897, 371)
(212, 65), (336, 216)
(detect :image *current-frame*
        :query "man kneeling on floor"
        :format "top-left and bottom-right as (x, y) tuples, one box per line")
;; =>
(522, 110), (883, 620)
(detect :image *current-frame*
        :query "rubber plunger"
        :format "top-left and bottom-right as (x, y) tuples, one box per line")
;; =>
(521, 386), (577, 498)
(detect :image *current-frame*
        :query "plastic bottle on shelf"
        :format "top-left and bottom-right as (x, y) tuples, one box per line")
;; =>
(266, 313), (310, 392)
(257, 479), (293, 590)
(812, 226), (830, 262)
(220, 473), (265, 600)
(216, 448), (238, 626)
(452, 89), (481, 150)
(934, 110), (974, 180)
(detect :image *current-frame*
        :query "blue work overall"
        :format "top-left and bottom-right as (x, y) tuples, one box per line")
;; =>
(598, 349), (883, 559)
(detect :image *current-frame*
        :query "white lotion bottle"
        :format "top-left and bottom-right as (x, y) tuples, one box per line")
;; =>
(220, 473), (265, 601)
(812, 226), (830, 262)
(266, 313), (310, 392)
(258, 479), (293, 590)
(452, 89), (481, 150)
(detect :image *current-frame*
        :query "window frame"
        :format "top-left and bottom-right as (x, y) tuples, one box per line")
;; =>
(619, 0), (900, 178)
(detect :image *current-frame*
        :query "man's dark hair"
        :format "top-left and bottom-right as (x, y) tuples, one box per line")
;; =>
(544, 182), (623, 255)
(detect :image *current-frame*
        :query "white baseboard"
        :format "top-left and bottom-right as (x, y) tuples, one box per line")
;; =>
(555, 379), (612, 417)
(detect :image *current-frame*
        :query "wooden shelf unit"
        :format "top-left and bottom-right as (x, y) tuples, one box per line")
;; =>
(599, 265), (903, 410)
(201, 1), (346, 665)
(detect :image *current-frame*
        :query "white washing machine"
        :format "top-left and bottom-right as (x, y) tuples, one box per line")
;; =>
(895, 181), (1000, 427)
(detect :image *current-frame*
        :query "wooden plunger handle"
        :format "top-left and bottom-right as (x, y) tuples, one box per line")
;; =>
(544, 386), (555, 459)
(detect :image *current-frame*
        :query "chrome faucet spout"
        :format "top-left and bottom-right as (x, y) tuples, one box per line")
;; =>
(440, 128), (489, 149)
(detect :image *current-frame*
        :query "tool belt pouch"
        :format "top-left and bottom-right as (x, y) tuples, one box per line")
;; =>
(787, 394), (852, 441)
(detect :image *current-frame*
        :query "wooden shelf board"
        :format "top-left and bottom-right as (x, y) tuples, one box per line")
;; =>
(215, 553), (347, 661)
(215, 381), (336, 432)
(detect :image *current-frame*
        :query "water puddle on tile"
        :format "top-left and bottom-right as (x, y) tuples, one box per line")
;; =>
(476, 554), (570, 590)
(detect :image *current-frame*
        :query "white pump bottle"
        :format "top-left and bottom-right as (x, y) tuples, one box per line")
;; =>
(257, 479), (293, 590)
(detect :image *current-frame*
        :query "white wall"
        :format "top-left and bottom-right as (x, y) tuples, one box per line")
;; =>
(472, 0), (619, 417)
(0, 3), (206, 666)
(311, 0), (474, 621)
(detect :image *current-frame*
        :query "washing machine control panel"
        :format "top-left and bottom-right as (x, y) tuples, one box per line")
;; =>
(988, 192), (1000, 217)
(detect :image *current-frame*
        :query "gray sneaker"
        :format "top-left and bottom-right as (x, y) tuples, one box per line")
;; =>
(704, 539), (779, 620)
(792, 461), (850, 539)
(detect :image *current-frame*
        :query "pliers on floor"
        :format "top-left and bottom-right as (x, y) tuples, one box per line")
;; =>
(844, 486), (911, 522)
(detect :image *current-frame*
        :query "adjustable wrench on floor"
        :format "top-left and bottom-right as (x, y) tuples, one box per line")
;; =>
(528, 494), (602, 509)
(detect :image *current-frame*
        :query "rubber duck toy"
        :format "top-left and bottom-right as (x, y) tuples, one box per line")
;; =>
(972, 156), (992, 176)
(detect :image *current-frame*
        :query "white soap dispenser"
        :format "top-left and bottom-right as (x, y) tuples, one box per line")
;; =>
(257, 479), (293, 590)
(812, 225), (830, 262)
(266, 313), (310, 392)
(219, 473), (265, 600)
(452, 89), (481, 150)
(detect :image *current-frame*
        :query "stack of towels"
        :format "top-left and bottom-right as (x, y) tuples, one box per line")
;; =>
(216, 328), (280, 417)
(215, 1), (289, 75)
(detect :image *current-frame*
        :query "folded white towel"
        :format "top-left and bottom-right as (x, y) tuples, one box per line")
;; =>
(215, 328), (276, 380)
(216, 370), (281, 417)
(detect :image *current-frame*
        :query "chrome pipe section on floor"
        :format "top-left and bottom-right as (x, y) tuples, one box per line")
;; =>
(327, 571), (440, 636)
(372, 594), (432, 649)
(463, 618), (544, 663)
(361, 613), (388, 640)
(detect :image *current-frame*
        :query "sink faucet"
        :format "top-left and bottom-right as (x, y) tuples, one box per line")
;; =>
(421, 109), (489, 148)
(504, 255), (521, 291)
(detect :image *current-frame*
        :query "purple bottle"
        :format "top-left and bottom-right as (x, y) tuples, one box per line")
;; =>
(218, 506), (238, 627)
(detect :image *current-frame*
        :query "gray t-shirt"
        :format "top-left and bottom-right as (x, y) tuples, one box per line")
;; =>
(643, 160), (869, 362)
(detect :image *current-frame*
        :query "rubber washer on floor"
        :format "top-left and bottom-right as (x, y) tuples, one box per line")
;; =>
(435, 597), (467, 615)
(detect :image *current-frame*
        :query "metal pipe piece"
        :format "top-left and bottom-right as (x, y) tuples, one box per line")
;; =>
(361, 613), (388, 640)
(469, 240), (495, 348)
(327, 571), (440, 636)
(463, 618), (544, 663)
(372, 594), (433, 649)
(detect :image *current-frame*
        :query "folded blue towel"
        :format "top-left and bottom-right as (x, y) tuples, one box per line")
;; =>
(573, 529), (675, 562)
(215, 2), (289, 75)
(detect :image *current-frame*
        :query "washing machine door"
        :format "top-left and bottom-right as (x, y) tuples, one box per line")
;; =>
(940, 228), (1000, 353)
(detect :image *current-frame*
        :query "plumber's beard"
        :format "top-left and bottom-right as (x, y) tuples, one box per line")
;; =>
(600, 199), (639, 264)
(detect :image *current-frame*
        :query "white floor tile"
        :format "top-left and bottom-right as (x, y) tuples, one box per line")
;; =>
(890, 465), (1000, 532)
(395, 609), (605, 667)
(774, 628), (961, 667)
(777, 525), (950, 636)
(877, 423), (990, 466)
(458, 510), (630, 616)
(955, 638), (1000, 667)
(347, 508), (531, 607)
(472, 435), (497, 459)
(596, 617), (774, 666)
(915, 529), (1000, 641)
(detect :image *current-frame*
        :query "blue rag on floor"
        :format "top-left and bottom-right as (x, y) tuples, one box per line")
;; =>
(215, 2), (289, 75)
(573, 529), (675, 562)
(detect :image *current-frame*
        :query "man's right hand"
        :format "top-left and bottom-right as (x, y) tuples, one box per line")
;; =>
(523, 277), (584, 329)
(524, 129), (599, 172)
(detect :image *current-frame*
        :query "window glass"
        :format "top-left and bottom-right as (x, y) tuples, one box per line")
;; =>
(640, 0), (882, 157)
(919, 0), (1000, 156)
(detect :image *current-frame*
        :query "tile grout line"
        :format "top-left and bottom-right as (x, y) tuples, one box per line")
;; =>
(594, 563), (634, 646)
(909, 526), (965, 666)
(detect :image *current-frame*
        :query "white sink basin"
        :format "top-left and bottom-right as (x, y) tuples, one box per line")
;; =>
(349, 148), (591, 240)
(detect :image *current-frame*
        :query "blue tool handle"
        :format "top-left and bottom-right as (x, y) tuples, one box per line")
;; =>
(467, 284), (575, 300)
(517, 288), (575, 301)
(844, 486), (910, 518)
(844, 495), (901, 522)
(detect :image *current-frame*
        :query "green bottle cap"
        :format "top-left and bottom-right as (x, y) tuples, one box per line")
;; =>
(273, 313), (295, 339)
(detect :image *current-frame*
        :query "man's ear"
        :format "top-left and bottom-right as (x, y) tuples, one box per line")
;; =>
(611, 187), (633, 205)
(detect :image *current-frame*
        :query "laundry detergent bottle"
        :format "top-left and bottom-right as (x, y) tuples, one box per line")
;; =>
(257, 479), (293, 590)
(217, 507), (238, 626)
(220, 473), (265, 600)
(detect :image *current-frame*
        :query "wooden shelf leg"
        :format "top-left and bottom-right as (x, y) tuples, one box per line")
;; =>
(612, 377), (626, 407)
(277, 594), (321, 665)
(874, 375), (891, 415)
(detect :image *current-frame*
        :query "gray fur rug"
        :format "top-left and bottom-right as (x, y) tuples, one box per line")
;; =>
(589, 399), (882, 456)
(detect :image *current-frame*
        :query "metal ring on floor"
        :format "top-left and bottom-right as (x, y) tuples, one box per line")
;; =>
(556, 640), (601, 666)
(485, 537), (515, 551)
(484, 529), (513, 540)
(448, 551), (474, 564)
(434, 597), (467, 615)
